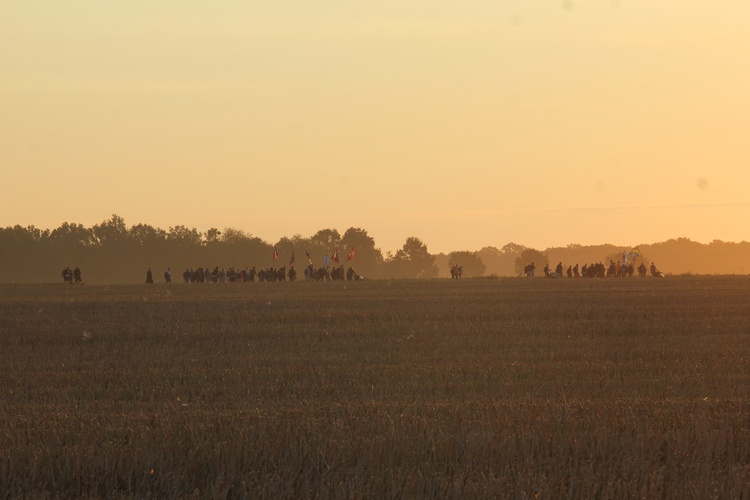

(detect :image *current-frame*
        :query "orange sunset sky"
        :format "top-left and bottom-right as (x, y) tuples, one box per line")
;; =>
(2, 1), (749, 254)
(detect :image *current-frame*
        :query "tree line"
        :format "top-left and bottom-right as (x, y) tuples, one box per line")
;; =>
(0, 215), (451, 284)
(1, 215), (748, 283)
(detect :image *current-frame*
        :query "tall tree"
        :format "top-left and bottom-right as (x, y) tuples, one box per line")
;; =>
(340, 227), (384, 279)
(307, 229), (341, 266)
(447, 251), (486, 278)
(167, 225), (202, 246)
(91, 214), (128, 248)
(384, 237), (439, 279)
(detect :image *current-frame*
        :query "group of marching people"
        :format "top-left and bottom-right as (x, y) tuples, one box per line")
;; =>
(304, 264), (361, 281)
(145, 264), (363, 284)
(525, 261), (664, 278)
(176, 266), (293, 283)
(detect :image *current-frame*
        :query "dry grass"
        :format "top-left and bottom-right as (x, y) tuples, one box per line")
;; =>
(1, 277), (750, 498)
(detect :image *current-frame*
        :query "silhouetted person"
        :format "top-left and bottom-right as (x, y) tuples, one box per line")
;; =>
(164, 267), (171, 283)
(650, 262), (664, 277)
(73, 267), (82, 283)
(146, 268), (153, 284)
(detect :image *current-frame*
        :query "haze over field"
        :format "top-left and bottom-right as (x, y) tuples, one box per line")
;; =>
(2, 2), (750, 254)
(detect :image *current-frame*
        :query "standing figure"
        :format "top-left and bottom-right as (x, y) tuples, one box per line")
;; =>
(146, 268), (154, 284)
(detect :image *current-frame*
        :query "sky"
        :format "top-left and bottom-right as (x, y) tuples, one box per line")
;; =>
(2, 1), (750, 255)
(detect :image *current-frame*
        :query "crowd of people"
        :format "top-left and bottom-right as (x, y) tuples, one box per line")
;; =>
(524, 261), (663, 278)
(143, 264), (365, 284)
(64, 260), (664, 284)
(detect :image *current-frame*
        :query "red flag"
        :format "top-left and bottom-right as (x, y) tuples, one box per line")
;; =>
(273, 246), (278, 261)
(331, 248), (339, 264)
(347, 247), (355, 261)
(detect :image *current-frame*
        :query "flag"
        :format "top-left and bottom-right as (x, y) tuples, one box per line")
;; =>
(306, 250), (312, 266)
(324, 255), (329, 267)
(331, 248), (339, 264)
(628, 246), (641, 261)
(622, 251), (628, 265)
(290, 249), (295, 268)
(347, 247), (355, 261)
(273, 246), (278, 261)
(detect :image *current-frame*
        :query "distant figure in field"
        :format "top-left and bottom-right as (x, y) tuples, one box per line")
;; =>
(650, 262), (664, 277)
(164, 268), (171, 284)
(73, 266), (82, 284)
(524, 262), (536, 278)
(638, 263), (647, 277)
(61, 267), (73, 284)
(608, 261), (616, 277)
(458, 266), (463, 279)
(555, 262), (563, 277)
(543, 263), (550, 278)
(573, 263), (579, 278)
(566, 266), (573, 278)
(146, 268), (154, 284)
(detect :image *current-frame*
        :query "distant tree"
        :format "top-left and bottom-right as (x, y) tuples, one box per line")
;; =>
(167, 225), (202, 246)
(307, 229), (342, 266)
(447, 251), (486, 278)
(221, 227), (251, 244)
(207, 228), (273, 266)
(50, 222), (96, 247)
(130, 223), (167, 247)
(385, 237), (439, 279)
(514, 248), (548, 276)
(477, 243), (526, 276)
(501, 242), (526, 254)
(340, 227), (384, 278)
(205, 228), (221, 244)
(48, 222), (96, 273)
(91, 214), (128, 248)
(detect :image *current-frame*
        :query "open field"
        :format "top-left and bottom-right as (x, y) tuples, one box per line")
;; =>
(2, 277), (750, 498)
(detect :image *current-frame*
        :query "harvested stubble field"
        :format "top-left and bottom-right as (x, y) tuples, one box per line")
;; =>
(1, 277), (750, 498)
